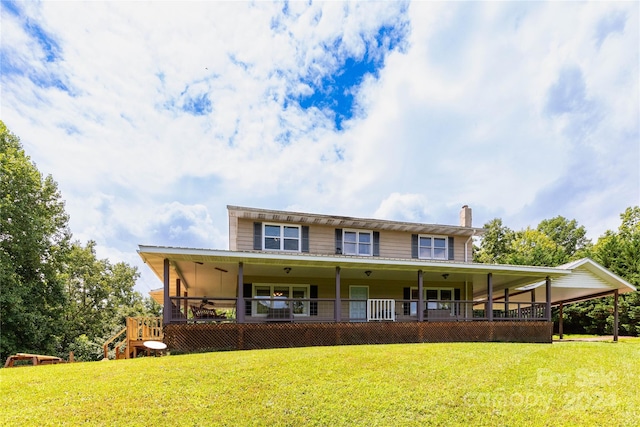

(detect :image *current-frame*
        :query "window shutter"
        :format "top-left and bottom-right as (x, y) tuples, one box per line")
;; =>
(301, 226), (309, 253)
(448, 237), (454, 260)
(310, 285), (318, 316)
(403, 287), (410, 315)
(454, 288), (461, 301)
(411, 234), (418, 259)
(253, 222), (262, 250)
(373, 231), (380, 257)
(243, 283), (252, 316)
(335, 228), (343, 254)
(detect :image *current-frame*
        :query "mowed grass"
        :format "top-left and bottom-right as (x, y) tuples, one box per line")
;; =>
(2, 340), (639, 426)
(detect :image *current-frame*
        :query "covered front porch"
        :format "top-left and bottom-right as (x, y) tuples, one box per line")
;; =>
(141, 247), (565, 326)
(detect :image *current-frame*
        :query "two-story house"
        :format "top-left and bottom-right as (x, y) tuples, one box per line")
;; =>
(138, 205), (635, 352)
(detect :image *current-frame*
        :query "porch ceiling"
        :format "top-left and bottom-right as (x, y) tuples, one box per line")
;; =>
(138, 245), (569, 299)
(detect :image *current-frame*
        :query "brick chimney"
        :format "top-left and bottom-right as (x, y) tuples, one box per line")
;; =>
(460, 205), (472, 227)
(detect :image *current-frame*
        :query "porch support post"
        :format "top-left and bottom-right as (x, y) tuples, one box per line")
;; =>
(487, 273), (493, 321)
(613, 289), (619, 342)
(545, 276), (551, 321)
(504, 288), (510, 318)
(335, 267), (341, 322)
(237, 262), (244, 324)
(418, 270), (424, 322)
(559, 303), (564, 340)
(163, 258), (170, 325)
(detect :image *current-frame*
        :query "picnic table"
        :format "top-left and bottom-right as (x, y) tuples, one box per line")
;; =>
(4, 353), (64, 368)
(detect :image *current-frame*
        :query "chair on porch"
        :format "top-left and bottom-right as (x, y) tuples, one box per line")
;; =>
(190, 303), (227, 321)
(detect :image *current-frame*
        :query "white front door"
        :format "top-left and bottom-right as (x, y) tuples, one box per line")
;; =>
(349, 286), (368, 321)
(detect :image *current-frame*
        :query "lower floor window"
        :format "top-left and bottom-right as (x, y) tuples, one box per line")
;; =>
(253, 284), (309, 316)
(409, 287), (458, 314)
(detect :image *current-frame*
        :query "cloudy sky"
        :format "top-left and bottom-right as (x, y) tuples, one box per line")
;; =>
(2, 1), (638, 293)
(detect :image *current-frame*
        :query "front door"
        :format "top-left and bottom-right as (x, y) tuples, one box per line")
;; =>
(349, 286), (368, 321)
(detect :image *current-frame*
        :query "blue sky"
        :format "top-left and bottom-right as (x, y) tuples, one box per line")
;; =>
(2, 1), (638, 293)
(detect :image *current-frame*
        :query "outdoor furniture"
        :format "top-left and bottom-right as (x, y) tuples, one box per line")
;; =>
(190, 304), (227, 321)
(143, 340), (167, 357)
(4, 353), (64, 368)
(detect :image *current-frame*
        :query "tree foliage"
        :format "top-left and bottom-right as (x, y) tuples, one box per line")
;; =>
(1, 122), (159, 362)
(475, 216), (592, 267)
(475, 207), (640, 336)
(1, 121), (71, 361)
(58, 241), (160, 360)
(473, 218), (515, 264)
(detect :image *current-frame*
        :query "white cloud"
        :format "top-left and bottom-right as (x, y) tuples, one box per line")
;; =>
(1, 1), (637, 293)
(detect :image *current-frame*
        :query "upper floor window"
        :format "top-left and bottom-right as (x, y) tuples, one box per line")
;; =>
(264, 223), (300, 251)
(343, 230), (372, 256)
(419, 235), (448, 260)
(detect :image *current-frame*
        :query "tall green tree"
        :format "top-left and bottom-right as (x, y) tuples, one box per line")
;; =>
(537, 216), (591, 262)
(473, 218), (515, 264)
(0, 121), (71, 361)
(504, 227), (564, 267)
(58, 240), (161, 360)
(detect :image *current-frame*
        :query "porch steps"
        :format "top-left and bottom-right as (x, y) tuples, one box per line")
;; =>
(102, 317), (164, 360)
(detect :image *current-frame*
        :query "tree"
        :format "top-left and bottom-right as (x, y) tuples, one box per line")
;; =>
(58, 240), (161, 360)
(475, 216), (591, 267)
(473, 218), (515, 264)
(0, 121), (71, 361)
(504, 228), (564, 267)
(537, 216), (591, 262)
(561, 207), (640, 336)
(593, 207), (640, 288)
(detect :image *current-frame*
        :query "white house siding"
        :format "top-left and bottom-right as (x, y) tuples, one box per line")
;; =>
(552, 269), (614, 289)
(234, 217), (470, 261)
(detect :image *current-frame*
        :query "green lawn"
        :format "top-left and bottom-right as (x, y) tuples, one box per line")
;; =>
(2, 341), (639, 426)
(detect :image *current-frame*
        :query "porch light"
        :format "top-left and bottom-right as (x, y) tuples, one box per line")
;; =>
(284, 267), (292, 274)
(442, 273), (449, 280)
(365, 270), (372, 277)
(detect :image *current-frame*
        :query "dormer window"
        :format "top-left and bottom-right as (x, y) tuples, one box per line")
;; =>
(264, 224), (300, 251)
(343, 230), (372, 256)
(419, 235), (448, 260)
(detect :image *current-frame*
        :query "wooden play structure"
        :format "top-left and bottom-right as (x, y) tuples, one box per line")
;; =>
(102, 317), (163, 359)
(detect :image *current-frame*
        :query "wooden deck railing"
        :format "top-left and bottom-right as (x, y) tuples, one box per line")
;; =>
(127, 317), (163, 341)
(103, 327), (127, 359)
(102, 317), (163, 359)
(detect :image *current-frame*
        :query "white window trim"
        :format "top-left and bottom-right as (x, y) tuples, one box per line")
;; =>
(263, 223), (301, 252)
(424, 287), (456, 310)
(409, 287), (459, 310)
(343, 229), (373, 256)
(251, 283), (310, 317)
(418, 234), (448, 260)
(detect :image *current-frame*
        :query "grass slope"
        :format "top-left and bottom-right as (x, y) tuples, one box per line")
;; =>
(2, 340), (639, 426)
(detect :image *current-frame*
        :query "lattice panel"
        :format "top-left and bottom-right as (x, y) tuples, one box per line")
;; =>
(164, 321), (552, 354)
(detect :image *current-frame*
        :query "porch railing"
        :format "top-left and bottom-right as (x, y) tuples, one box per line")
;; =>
(166, 297), (549, 323)
(368, 299), (396, 321)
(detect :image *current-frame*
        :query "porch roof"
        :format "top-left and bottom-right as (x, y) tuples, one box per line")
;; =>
(138, 245), (570, 300)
